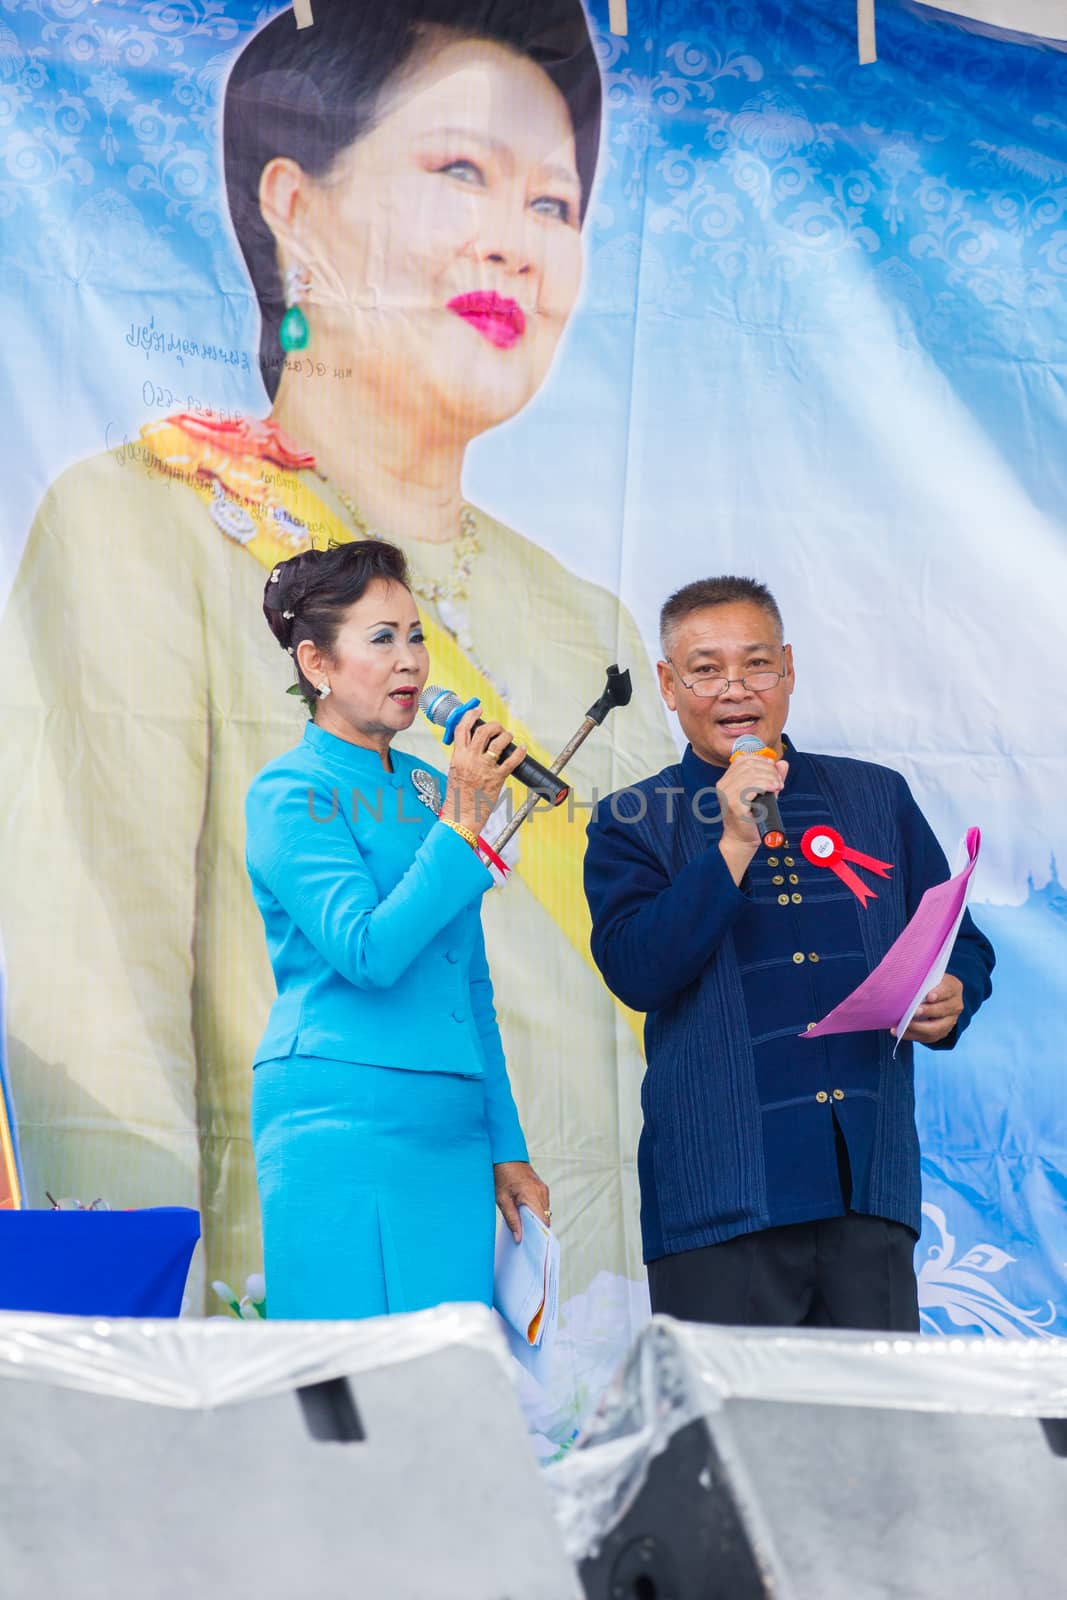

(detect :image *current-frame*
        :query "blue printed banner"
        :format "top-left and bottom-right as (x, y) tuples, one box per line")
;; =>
(0, 0), (1064, 1436)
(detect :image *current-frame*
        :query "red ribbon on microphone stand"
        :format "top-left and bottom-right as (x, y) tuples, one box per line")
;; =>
(800, 825), (893, 908)
(476, 834), (510, 878)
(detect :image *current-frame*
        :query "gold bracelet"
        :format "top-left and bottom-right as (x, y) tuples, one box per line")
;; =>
(438, 814), (479, 851)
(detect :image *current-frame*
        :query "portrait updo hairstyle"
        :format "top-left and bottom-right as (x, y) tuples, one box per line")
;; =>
(264, 539), (411, 710)
(223, 0), (603, 398)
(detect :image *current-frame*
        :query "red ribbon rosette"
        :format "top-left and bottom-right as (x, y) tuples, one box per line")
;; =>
(800, 825), (893, 908)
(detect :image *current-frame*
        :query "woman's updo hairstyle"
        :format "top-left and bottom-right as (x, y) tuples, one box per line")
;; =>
(223, 0), (602, 398)
(264, 539), (410, 709)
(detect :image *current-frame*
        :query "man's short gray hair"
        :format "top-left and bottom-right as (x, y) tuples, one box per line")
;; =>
(659, 576), (783, 655)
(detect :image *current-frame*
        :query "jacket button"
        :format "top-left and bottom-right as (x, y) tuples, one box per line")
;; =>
(784, 856), (796, 866)
(806, 1022), (816, 1031)
(791, 893), (803, 904)
(767, 856), (780, 866)
(816, 1090), (829, 1104)
(792, 952), (805, 964)
(452, 1009), (466, 1024)
(789, 874), (799, 884)
(772, 874), (785, 885)
(778, 893), (790, 906)
(833, 1089), (845, 1101)
(808, 952), (820, 962)
(445, 950), (459, 964)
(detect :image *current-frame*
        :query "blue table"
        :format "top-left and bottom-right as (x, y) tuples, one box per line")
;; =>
(0, 1208), (200, 1316)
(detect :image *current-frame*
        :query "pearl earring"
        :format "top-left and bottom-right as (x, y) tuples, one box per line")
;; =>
(280, 264), (311, 353)
(316, 681), (332, 700)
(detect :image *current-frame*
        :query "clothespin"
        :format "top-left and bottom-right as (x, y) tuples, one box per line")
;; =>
(293, 0), (314, 28)
(608, 0), (628, 37)
(858, 0), (877, 63)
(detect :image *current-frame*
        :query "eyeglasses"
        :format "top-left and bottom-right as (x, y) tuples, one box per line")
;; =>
(666, 653), (788, 700)
(45, 1192), (111, 1211)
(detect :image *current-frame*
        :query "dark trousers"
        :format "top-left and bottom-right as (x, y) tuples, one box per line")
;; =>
(647, 1120), (920, 1332)
(647, 1214), (919, 1331)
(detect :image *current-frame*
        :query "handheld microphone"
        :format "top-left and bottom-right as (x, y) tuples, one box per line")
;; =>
(729, 734), (786, 848)
(419, 685), (570, 808)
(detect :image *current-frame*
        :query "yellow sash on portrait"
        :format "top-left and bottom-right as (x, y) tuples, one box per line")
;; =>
(0, 1104), (20, 1209)
(142, 416), (645, 1048)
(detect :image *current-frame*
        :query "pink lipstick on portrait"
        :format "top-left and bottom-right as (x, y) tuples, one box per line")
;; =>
(447, 291), (526, 349)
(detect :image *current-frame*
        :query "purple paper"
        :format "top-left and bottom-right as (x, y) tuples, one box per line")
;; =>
(802, 827), (981, 1040)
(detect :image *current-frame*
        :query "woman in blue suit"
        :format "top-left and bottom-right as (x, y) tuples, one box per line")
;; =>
(245, 539), (548, 1319)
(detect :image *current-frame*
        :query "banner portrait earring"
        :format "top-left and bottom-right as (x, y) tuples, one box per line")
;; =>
(280, 264), (311, 353)
(316, 680), (331, 700)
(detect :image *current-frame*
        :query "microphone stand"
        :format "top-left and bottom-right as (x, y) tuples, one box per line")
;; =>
(490, 664), (633, 853)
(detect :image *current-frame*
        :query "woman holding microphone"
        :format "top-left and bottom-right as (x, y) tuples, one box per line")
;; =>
(246, 538), (548, 1319)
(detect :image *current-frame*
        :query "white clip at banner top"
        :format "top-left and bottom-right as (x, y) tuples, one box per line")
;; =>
(858, 0), (877, 62)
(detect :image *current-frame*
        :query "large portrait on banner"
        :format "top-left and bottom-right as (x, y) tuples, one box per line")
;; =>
(0, 0), (672, 1356)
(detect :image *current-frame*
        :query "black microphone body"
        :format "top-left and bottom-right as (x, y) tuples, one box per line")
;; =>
(729, 734), (786, 848)
(420, 686), (570, 808)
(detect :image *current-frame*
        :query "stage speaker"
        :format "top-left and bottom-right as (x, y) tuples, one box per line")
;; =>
(574, 1322), (1067, 1600)
(0, 1306), (580, 1600)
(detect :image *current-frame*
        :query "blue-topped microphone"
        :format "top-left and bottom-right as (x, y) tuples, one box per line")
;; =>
(419, 685), (570, 808)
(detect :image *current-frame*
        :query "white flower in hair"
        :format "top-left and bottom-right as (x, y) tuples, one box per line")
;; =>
(283, 609), (294, 619)
(270, 568), (280, 583)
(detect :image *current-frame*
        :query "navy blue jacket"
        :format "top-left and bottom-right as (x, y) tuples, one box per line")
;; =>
(584, 742), (994, 1261)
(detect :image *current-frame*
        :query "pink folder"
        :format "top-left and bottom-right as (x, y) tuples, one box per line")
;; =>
(801, 827), (980, 1049)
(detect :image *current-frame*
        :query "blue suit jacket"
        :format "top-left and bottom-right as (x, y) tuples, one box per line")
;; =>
(585, 742), (995, 1259)
(245, 722), (527, 1163)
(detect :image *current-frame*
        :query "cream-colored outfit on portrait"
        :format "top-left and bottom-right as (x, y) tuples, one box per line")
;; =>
(0, 422), (677, 1308)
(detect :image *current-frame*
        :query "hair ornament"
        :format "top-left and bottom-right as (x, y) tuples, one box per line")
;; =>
(283, 609), (295, 619)
(270, 568), (280, 583)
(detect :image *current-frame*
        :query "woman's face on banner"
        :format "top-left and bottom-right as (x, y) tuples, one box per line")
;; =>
(299, 35), (585, 434)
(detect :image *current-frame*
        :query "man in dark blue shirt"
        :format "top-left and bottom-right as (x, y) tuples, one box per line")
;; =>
(583, 577), (994, 1330)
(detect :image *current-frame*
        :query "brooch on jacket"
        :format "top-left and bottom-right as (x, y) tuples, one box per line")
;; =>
(411, 769), (442, 813)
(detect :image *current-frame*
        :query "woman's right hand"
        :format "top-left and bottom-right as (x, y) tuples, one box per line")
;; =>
(442, 707), (527, 836)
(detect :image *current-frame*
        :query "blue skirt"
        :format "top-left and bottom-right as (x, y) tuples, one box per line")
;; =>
(251, 1056), (496, 1320)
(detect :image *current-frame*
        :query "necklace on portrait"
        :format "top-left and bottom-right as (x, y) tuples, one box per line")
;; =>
(323, 477), (510, 701)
